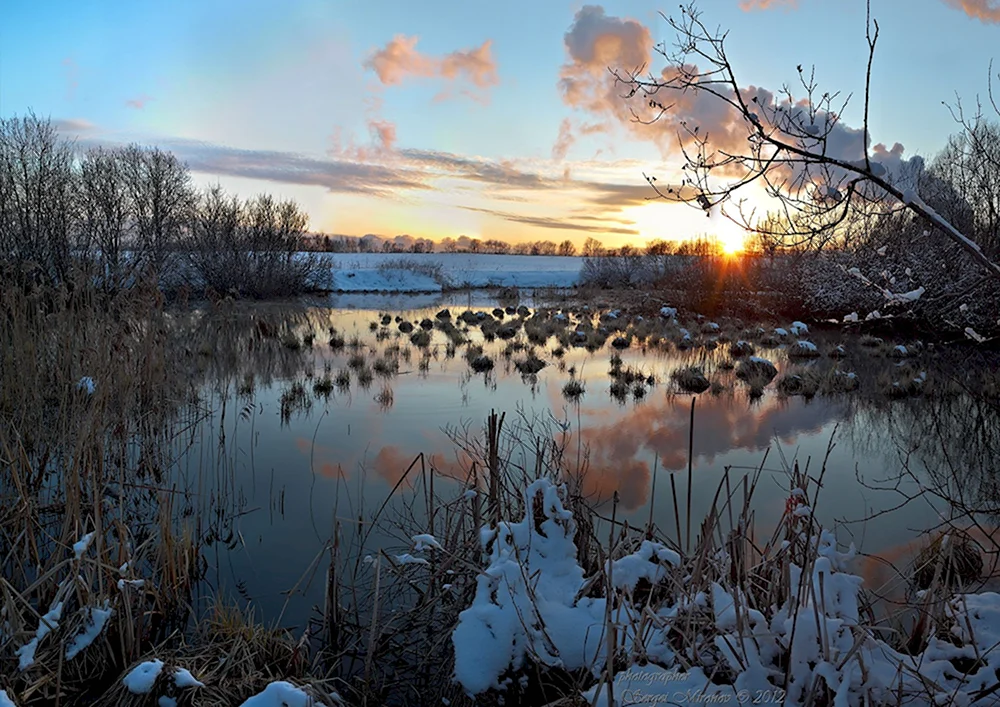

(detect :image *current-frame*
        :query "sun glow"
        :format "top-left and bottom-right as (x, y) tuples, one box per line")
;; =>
(623, 202), (748, 255)
(714, 214), (747, 255)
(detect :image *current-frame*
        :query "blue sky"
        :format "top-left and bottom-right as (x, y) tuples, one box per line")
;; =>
(2, 0), (997, 248)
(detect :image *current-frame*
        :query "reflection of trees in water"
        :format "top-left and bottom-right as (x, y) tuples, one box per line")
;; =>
(2, 300), (323, 587)
(167, 303), (320, 396)
(849, 394), (1000, 518)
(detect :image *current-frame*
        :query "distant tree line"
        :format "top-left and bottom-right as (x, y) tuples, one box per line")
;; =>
(305, 233), (731, 258)
(0, 113), (324, 297)
(305, 233), (585, 256)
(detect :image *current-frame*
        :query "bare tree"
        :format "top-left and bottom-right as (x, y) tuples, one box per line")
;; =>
(933, 112), (1000, 257)
(558, 239), (577, 257)
(484, 238), (510, 254)
(79, 146), (132, 289)
(612, 2), (1000, 282)
(644, 239), (674, 256)
(120, 144), (194, 282)
(582, 237), (605, 258)
(533, 240), (558, 256)
(0, 113), (78, 285)
(187, 186), (323, 297)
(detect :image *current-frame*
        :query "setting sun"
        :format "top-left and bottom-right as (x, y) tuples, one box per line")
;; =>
(713, 212), (748, 255)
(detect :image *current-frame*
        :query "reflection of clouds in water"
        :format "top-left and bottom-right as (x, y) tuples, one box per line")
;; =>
(347, 392), (849, 512)
(295, 437), (348, 479)
(371, 444), (474, 487)
(569, 394), (848, 511)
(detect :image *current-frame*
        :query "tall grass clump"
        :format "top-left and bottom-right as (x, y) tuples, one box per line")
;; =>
(0, 272), (333, 705)
(0, 276), (202, 703)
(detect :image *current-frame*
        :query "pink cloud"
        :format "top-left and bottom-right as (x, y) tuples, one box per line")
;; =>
(941, 0), (1000, 23)
(369, 120), (397, 151)
(551, 118), (575, 161)
(364, 35), (498, 95)
(329, 118), (398, 161)
(739, 0), (798, 10)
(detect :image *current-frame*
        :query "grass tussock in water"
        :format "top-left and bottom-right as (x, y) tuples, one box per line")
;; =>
(671, 365), (711, 393)
(514, 351), (547, 376)
(776, 367), (823, 397)
(562, 378), (585, 401)
(409, 329), (432, 348)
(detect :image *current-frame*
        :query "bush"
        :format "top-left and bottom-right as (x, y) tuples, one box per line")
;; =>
(188, 189), (328, 297)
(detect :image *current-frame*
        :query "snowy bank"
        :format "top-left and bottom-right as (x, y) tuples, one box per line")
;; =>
(321, 253), (582, 293)
(452, 479), (1000, 706)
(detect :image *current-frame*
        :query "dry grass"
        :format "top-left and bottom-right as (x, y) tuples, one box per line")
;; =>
(0, 273), (319, 705)
(331, 409), (997, 707)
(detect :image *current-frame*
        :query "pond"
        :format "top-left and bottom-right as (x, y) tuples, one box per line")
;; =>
(164, 293), (1000, 634)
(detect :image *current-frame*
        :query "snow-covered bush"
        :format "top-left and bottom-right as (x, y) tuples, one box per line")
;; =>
(453, 477), (1000, 706)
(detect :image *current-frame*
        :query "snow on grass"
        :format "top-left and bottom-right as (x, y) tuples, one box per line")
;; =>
(412, 534), (443, 552)
(122, 659), (164, 694)
(16, 601), (64, 671)
(394, 554), (429, 566)
(788, 340), (819, 358)
(966, 327), (987, 343)
(453, 479), (675, 695)
(331, 268), (443, 294)
(454, 479), (1000, 705)
(76, 376), (95, 395)
(72, 531), (96, 559)
(173, 667), (205, 689)
(239, 681), (331, 707)
(65, 602), (113, 660)
(790, 320), (808, 335)
(885, 286), (925, 304)
(607, 541), (680, 591)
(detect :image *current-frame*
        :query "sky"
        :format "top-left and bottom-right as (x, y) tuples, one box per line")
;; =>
(2, 0), (998, 251)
